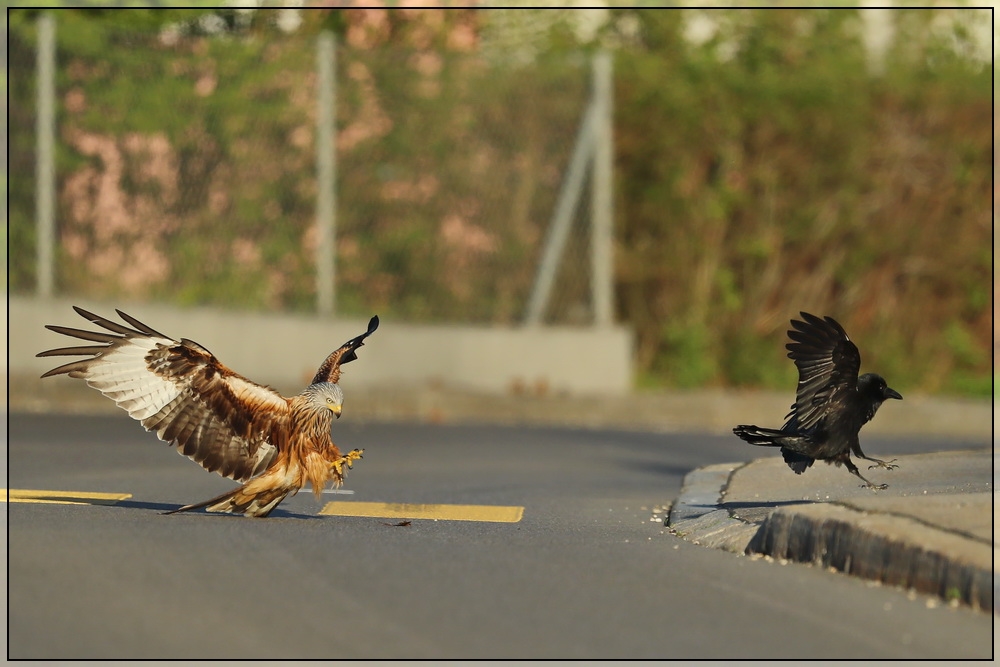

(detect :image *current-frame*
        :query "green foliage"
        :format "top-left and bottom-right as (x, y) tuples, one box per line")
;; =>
(8, 22), (37, 293)
(612, 7), (991, 396)
(655, 322), (718, 388)
(7, 8), (991, 397)
(943, 321), (985, 369)
(721, 327), (795, 389)
(948, 373), (994, 398)
(8, 10), (588, 324)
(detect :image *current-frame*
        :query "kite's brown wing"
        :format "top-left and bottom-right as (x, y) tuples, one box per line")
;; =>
(783, 311), (862, 432)
(38, 306), (288, 482)
(311, 315), (379, 385)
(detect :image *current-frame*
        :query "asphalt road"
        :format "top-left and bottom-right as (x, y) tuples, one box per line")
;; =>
(6, 412), (993, 659)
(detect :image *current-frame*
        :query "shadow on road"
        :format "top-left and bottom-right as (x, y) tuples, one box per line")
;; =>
(114, 499), (320, 520)
(719, 499), (815, 511)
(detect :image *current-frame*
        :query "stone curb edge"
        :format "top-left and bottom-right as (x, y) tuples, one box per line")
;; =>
(665, 462), (760, 552)
(666, 462), (995, 612)
(746, 504), (994, 612)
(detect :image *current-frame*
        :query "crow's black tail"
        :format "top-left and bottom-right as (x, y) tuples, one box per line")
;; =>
(732, 425), (787, 447)
(733, 425), (815, 474)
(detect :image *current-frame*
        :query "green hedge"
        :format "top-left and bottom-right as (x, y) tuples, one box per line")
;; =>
(611, 9), (991, 396)
(8, 9), (992, 396)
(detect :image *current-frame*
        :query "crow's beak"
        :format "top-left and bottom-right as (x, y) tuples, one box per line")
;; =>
(885, 387), (902, 400)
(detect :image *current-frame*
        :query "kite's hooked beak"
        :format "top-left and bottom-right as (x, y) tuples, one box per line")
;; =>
(331, 404), (342, 418)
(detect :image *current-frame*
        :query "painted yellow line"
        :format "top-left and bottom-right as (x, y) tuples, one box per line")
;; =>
(319, 501), (524, 523)
(2, 489), (132, 506)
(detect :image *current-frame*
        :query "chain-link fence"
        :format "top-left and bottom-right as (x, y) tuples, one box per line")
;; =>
(9, 12), (608, 326)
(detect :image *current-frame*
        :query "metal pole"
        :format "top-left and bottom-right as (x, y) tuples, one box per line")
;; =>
(591, 51), (614, 327)
(36, 12), (56, 299)
(316, 31), (336, 316)
(524, 104), (596, 326)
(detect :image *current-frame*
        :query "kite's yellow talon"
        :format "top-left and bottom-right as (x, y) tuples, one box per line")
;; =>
(330, 448), (364, 482)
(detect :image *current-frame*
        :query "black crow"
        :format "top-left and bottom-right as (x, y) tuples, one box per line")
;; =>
(733, 312), (903, 490)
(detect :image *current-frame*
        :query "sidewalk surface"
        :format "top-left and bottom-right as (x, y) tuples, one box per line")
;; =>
(667, 448), (996, 612)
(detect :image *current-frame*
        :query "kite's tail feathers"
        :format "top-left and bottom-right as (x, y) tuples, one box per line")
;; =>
(163, 484), (291, 518)
(732, 425), (788, 447)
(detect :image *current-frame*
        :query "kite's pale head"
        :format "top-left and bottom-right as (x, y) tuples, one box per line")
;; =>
(305, 381), (345, 418)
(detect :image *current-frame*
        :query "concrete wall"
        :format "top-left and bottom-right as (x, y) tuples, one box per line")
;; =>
(9, 297), (991, 441)
(9, 296), (634, 396)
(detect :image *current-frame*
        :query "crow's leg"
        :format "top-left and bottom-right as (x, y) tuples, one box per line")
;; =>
(845, 458), (887, 491)
(852, 442), (899, 471)
(860, 455), (899, 471)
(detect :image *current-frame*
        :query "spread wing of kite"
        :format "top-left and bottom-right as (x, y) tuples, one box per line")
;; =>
(37, 306), (379, 517)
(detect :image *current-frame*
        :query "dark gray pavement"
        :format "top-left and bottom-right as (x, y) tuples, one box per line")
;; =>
(7, 412), (994, 659)
(7, 377), (995, 627)
(667, 447), (995, 611)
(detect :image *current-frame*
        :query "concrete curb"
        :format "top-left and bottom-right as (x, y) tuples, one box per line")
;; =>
(665, 463), (760, 552)
(745, 503), (994, 612)
(667, 456), (996, 612)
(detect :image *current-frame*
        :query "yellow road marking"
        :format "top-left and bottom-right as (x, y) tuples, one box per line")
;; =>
(319, 501), (524, 523)
(2, 489), (132, 506)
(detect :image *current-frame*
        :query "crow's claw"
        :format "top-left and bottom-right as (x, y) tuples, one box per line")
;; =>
(867, 458), (898, 471)
(859, 482), (888, 491)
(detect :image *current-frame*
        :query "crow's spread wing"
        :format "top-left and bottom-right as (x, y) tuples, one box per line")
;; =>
(310, 315), (380, 385)
(38, 307), (288, 481)
(783, 312), (861, 431)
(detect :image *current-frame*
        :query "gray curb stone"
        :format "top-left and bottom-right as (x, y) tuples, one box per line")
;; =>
(667, 460), (995, 612)
(745, 503), (994, 612)
(665, 462), (761, 552)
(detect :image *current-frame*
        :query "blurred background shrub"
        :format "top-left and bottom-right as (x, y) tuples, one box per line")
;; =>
(7, 7), (991, 396)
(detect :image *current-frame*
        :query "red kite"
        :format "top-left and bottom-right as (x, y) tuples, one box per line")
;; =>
(38, 307), (378, 517)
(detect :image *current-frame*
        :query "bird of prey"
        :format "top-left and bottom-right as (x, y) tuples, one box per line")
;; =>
(38, 306), (378, 517)
(733, 312), (902, 490)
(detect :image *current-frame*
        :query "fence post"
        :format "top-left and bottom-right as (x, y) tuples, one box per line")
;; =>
(591, 50), (613, 327)
(524, 104), (596, 326)
(36, 12), (56, 299)
(316, 30), (336, 317)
